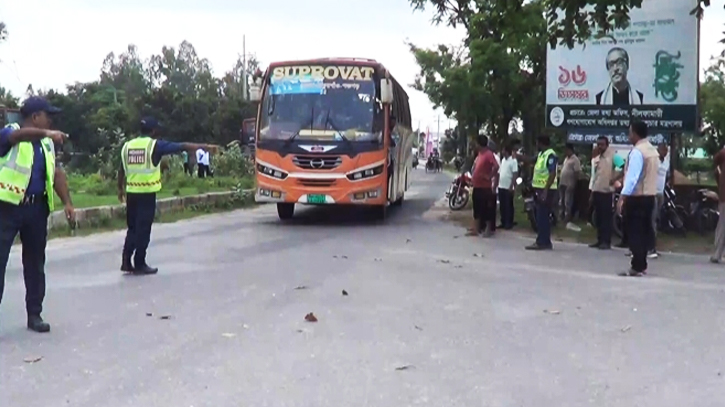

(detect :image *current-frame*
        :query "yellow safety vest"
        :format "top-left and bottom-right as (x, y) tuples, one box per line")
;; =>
(121, 137), (162, 194)
(0, 124), (55, 210)
(532, 148), (557, 189)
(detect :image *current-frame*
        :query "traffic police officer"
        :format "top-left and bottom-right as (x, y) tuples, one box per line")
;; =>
(0, 97), (75, 332)
(117, 117), (217, 275)
(525, 135), (558, 251)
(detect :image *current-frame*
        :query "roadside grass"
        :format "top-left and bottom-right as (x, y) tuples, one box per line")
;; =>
(444, 194), (714, 255)
(59, 173), (253, 209)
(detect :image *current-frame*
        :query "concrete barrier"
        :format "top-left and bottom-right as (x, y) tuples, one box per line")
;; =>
(48, 189), (255, 231)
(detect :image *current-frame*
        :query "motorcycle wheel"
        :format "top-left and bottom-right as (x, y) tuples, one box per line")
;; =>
(665, 205), (687, 237)
(695, 207), (719, 235)
(448, 188), (470, 211)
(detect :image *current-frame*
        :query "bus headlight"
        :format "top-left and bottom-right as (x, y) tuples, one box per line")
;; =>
(346, 164), (384, 181)
(257, 163), (288, 180)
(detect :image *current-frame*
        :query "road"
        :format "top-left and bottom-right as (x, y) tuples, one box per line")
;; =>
(1, 169), (724, 407)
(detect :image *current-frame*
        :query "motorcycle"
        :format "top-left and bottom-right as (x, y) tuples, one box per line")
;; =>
(446, 172), (472, 210)
(659, 184), (687, 236)
(685, 188), (719, 235)
(516, 177), (557, 232)
(426, 156), (441, 173)
(412, 155), (419, 169)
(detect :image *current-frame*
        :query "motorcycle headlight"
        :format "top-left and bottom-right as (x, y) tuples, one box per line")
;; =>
(346, 164), (384, 181)
(256, 162), (288, 180)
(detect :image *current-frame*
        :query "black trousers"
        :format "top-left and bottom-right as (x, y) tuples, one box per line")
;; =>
(593, 191), (614, 245)
(197, 164), (210, 178)
(0, 198), (49, 316)
(123, 193), (157, 266)
(498, 188), (515, 229)
(472, 187), (496, 231)
(183, 163), (193, 175)
(626, 196), (655, 272)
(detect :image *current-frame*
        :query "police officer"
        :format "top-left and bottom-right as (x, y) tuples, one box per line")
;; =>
(117, 117), (217, 275)
(0, 97), (75, 333)
(525, 135), (558, 251)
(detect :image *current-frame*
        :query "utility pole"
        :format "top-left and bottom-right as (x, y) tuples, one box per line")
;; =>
(436, 115), (441, 150)
(242, 35), (247, 101)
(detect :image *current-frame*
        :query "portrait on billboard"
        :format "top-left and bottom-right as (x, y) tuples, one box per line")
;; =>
(545, 0), (698, 132)
(596, 47), (644, 106)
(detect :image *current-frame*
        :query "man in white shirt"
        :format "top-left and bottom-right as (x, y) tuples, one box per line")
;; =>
(649, 144), (669, 257)
(497, 145), (519, 229)
(196, 148), (210, 178)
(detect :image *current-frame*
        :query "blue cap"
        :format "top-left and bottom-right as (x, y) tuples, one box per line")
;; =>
(140, 116), (161, 131)
(20, 96), (62, 117)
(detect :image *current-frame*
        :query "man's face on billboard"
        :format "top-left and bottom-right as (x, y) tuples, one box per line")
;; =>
(606, 49), (628, 86)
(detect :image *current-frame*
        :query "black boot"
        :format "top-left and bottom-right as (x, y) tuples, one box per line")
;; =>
(132, 264), (158, 275)
(121, 254), (134, 272)
(27, 315), (50, 333)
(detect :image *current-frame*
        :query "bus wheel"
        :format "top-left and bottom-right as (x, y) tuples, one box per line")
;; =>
(277, 203), (295, 220)
(392, 193), (404, 206)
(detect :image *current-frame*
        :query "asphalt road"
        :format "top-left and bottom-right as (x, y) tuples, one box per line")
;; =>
(1, 169), (725, 407)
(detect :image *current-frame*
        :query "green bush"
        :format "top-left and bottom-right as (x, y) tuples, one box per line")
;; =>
(213, 143), (254, 178)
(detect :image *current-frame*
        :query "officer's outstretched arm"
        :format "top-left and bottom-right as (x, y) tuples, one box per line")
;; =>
(8, 127), (52, 145)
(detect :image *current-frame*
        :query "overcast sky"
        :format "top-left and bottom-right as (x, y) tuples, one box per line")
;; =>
(0, 0), (722, 134)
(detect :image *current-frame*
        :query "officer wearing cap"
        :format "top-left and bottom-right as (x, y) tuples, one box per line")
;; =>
(0, 96), (75, 333)
(118, 116), (217, 275)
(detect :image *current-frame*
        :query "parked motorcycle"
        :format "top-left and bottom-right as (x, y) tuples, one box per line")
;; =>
(516, 177), (557, 232)
(446, 172), (472, 210)
(660, 184), (687, 236)
(412, 155), (419, 169)
(685, 188), (719, 235)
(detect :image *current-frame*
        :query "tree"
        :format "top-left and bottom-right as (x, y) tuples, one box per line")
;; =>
(700, 56), (725, 157)
(0, 87), (19, 108)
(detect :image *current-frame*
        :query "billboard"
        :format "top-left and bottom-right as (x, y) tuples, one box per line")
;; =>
(546, 0), (699, 132)
(567, 130), (670, 145)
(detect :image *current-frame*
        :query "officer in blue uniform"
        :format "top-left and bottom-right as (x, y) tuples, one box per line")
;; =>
(0, 97), (75, 333)
(117, 117), (217, 275)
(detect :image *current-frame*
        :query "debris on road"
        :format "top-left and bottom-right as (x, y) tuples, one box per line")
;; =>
(145, 313), (153, 317)
(221, 333), (236, 338)
(454, 265), (463, 269)
(342, 290), (348, 296)
(414, 325), (423, 331)
(543, 310), (561, 315)
(395, 365), (415, 371)
(437, 259), (451, 264)
(243, 324), (249, 329)
(453, 235), (461, 239)
(333, 255), (348, 259)
(374, 258), (382, 262)
(23, 356), (43, 364)
(294, 285), (309, 290)
(305, 313), (318, 322)
(621, 325), (632, 333)
(159, 315), (173, 320)
(406, 238), (412, 243)
(473, 253), (484, 257)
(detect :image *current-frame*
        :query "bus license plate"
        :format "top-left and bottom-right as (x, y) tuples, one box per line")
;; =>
(307, 194), (326, 204)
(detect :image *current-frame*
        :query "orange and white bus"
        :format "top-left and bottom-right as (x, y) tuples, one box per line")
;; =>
(250, 58), (414, 220)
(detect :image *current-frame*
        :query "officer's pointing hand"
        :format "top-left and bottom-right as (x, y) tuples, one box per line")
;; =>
(45, 130), (69, 144)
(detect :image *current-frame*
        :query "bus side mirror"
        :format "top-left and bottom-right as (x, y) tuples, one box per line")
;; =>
(249, 78), (262, 102)
(380, 78), (393, 104)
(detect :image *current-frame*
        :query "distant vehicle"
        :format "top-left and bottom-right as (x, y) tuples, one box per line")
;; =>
(0, 106), (21, 128)
(250, 57), (413, 220)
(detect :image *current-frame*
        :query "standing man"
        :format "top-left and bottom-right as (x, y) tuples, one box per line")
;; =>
(468, 135), (499, 237)
(617, 121), (659, 277)
(589, 136), (625, 249)
(526, 136), (558, 251)
(196, 147), (210, 178)
(118, 117), (217, 274)
(559, 143), (582, 232)
(649, 143), (670, 258)
(0, 97), (75, 332)
(497, 145), (518, 230)
(710, 147), (725, 263)
(181, 150), (192, 176)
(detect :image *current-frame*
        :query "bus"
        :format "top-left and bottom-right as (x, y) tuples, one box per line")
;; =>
(0, 106), (21, 128)
(249, 58), (414, 220)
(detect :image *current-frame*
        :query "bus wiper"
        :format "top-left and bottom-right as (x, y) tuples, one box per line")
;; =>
(324, 112), (351, 143)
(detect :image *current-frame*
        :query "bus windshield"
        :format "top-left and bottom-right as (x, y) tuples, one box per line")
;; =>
(258, 64), (381, 143)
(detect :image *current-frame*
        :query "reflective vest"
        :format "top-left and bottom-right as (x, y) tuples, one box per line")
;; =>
(532, 148), (557, 189)
(0, 124), (55, 210)
(121, 137), (162, 194)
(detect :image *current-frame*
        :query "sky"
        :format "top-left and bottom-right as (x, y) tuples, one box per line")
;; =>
(0, 0), (723, 135)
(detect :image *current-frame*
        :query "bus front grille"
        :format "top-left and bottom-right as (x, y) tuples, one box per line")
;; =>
(292, 155), (342, 170)
(297, 179), (336, 188)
